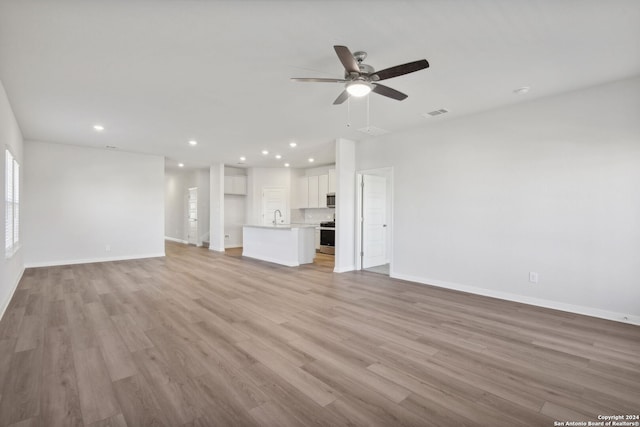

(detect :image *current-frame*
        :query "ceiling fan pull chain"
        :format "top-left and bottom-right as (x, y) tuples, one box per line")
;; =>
(367, 93), (370, 131)
(346, 97), (351, 127)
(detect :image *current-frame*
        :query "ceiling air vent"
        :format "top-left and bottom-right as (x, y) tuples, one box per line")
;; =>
(357, 126), (390, 136)
(423, 108), (450, 118)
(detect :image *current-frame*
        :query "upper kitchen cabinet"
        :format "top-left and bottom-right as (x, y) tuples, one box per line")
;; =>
(295, 176), (309, 209)
(308, 175), (319, 208)
(328, 169), (336, 194)
(295, 167), (336, 209)
(224, 175), (247, 195)
(318, 174), (328, 208)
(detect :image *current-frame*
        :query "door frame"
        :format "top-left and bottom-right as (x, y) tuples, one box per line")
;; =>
(261, 187), (288, 225)
(355, 167), (394, 273)
(187, 186), (198, 245)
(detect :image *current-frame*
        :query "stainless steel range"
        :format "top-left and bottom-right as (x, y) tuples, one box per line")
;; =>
(319, 221), (335, 255)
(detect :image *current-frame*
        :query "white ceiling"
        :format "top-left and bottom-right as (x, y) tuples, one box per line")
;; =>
(1, 1), (639, 169)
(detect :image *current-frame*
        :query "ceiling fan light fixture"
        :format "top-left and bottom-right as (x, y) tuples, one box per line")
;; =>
(346, 80), (372, 97)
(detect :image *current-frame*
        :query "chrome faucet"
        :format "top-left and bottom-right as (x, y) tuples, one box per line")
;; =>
(273, 209), (283, 225)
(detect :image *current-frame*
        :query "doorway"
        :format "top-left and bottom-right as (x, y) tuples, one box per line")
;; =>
(356, 168), (393, 275)
(187, 187), (198, 245)
(262, 187), (288, 225)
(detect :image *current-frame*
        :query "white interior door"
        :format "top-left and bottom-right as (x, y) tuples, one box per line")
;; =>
(262, 188), (287, 225)
(362, 175), (387, 268)
(187, 187), (198, 244)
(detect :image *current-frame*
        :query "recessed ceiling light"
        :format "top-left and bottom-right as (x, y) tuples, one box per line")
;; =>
(513, 86), (531, 95)
(178, 163), (184, 168)
(275, 154), (282, 159)
(240, 156), (246, 161)
(289, 142), (297, 148)
(188, 140), (198, 146)
(308, 158), (314, 163)
(262, 150), (269, 155)
(284, 163), (290, 167)
(93, 124), (104, 131)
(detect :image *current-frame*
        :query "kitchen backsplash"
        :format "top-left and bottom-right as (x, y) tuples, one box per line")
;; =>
(290, 208), (335, 224)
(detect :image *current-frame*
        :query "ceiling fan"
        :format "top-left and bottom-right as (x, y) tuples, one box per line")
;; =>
(292, 45), (429, 105)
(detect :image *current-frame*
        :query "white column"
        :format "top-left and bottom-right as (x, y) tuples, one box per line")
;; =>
(209, 163), (225, 252)
(334, 138), (356, 273)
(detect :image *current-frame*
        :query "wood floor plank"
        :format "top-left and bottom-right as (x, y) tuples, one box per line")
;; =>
(0, 307), (25, 340)
(131, 346), (199, 425)
(64, 293), (99, 351)
(86, 413), (128, 427)
(73, 346), (121, 424)
(40, 325), (84, 427)
(110, 313), (154, 353)
(368, 362), (528, 427)
(245, 361), (351, 427)
(0, 348), (43, 426)
(0, 241), (637, 426)
(236, 340), (338, 407)
(96, 324), (138, 382)
(15, 315), (44, 352)
(112, 374), (170, 427)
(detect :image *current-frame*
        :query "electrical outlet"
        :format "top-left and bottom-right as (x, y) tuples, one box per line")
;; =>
(105, 245), (111, 252)
(225, 234), (230, 239)
(529, 272), (538, 283)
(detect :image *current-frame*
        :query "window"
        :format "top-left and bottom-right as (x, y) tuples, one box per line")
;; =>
(5, 149), (19, 257)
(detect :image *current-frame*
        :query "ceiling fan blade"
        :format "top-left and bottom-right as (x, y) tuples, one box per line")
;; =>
(291, 77), (346, 83)
(372, 83), (408, 101)
(333, 90), (349, 105)
(372, 59), (429, 81)
(334, 45), (360, 74)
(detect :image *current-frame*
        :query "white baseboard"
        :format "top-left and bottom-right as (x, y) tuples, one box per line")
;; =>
(334, 264), (355, 273)
(164, 236), (187, 244)
(224, 244), (242, 249)
(24, 253), (166, 269)
(0, 265), (25, 321)
(392, 272), (640, 326)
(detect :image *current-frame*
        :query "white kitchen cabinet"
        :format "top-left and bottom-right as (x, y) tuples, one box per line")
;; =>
(328, 169), (336, 194)
(318, 174), (328, 208)
(296, 177), (309, 208)
(224, 176), (247, 195)
(298, 173), (332, 209)
(315, 229), (320, 250)
(308, 175), (319, 208)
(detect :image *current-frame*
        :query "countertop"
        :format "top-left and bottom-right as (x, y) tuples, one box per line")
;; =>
(243, 223), (317, 230)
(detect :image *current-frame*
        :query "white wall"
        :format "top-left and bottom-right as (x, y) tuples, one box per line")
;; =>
(355, 76), (640, 324)
(335, 138), (356, 273)
(0, 80), (24, 318)
(164, 168), (196, 242)
(24, 141), (165, 266)
(224, 166), (246, 248)
(165, 167), (210, 245)
(224, 195), (245, 248)
(209, 163), (225, 252)
(196, 168), (210, 245)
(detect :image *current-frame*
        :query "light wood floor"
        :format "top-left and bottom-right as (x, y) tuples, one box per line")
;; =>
(0, 242), (638, 426)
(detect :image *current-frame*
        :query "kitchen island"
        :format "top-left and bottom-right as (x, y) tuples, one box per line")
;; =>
(242, 224), (317, 267)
